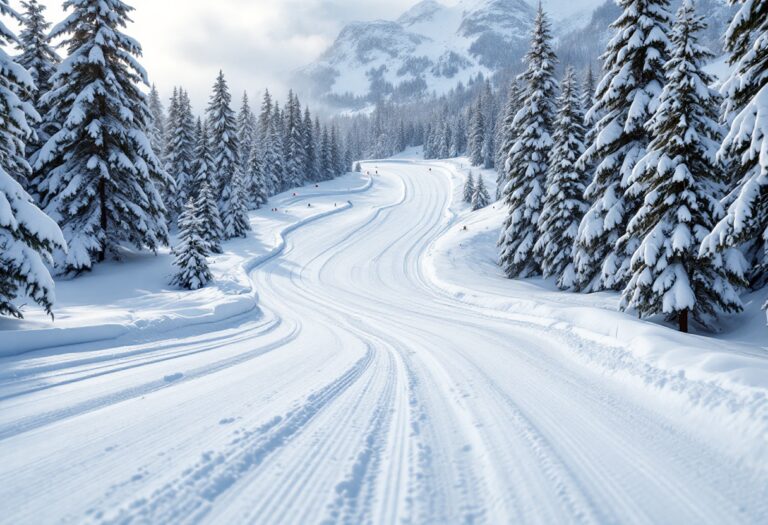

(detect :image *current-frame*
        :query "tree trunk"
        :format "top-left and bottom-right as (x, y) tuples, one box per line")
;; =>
(679, 309), (689, 333)
(98, 178), (107, 263)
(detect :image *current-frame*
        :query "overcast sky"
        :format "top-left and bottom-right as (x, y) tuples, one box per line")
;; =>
(27, 0), (603, 113)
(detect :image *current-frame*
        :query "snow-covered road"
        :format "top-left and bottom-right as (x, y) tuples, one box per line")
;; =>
(1, 161), (766, 524)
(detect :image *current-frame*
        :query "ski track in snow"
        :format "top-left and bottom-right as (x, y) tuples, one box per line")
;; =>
(1, 161), (767, 524)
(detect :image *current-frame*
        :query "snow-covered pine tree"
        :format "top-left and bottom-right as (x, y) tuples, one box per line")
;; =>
(495, 80), (523, 199)
(197, 181), (223, 254)
(303, 107), (318, 182)
(534, 67), (589, 289)
(165, 88), (194, 219)
(498, 5), (558, 279)
(269, 101), (286, 191)
(0, 1), (66, 318)
(463, 171), (475, 203)
(170, 197), (212, 291)
(147, 84), (166, 161)
(248, 140), (268, 209)
(236, 91), (256, 194)
(206, 70), (238, 201)
(313, 117), (322, 180)
(258, 89), (272, 143)
(16, 0), (59, 194)
(572, 0), (671, 292)
(262, 105), (284, 194)
(482, 80), (496, 169)
(331, 126), (343, 176)
(320, 126), (333, 180)
(35, 0), (170, 273)
(468, 97), (485, 166)
(701, 0), (768, 296)
(472, 175), (491, 211)
(283, 90), (304, 189)
(621, 0), (742, 331)
(222, 167), (250, 239)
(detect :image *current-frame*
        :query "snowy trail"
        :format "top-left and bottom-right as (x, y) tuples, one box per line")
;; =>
(1, 161), (766, 524)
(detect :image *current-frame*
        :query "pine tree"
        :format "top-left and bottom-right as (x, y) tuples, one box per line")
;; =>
(572, 0), (671, 292)
(236, 91), (256, 190)
(263, 106), (284, 194)
(534, 68), (589, 289)
(701, 0), (768, 295)
(248, 140), (268, 208)
(303, 107), (318, 182)
(472, 175), (491, 211)
(16, 0), (59, 193)
(482, 81), (496, 169)
(495, 80), (523, 199)
(192, 118), (224, 255)
(320, 126), (333, 180)
(331, 126), (343, 176)
(258, 89), (272, 142)
(206, 71), (238, 201)
(468, 97), (485, 166)
(463, 171), (475, 203)
(170, 198), (212, 291)
(498, 6), (558, 278)
(283, 90), (304, 189)
(621, 1), (742, 331)
(147, 84), (166, 161)
(222, 167), (250, 239)
(34, 0), (170, 273)
(165, 88), (194, 219)
(0, 1), (66, 318)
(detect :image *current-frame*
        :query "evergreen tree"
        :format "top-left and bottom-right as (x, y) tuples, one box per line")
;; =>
(468, 97), (485, 166)
(147, 84), (166, 161)
(196, 177), (224, 255)
(248, 140), (268, 208)
(165, 88), (194, 218)
(237, 91), (256, 185)
(263, 105), (284, 194)
(331, 126), (343, 176)
(222, 167), (250, 239)
(303, 107), (318, 182)
(170, 198), (212, 291)
(572, 0), (671, 292)
(534, 68), (589, 289)
(495, 80), (523, 199)
(472, 175), (491, 211)
(16, 0), (59, 193)
(206, 70), (238, 201)
(283, 90), (304, 188)
(482, 81), (496, 169)
(463, 171), (475, 203)
(258, 89), (272, 142)
(0, 1), (66, 318)
(35, 0), (170, 273)
(622, 1), (742, 331)
(701, 0), (768, 294)
(320, 126), (333, 180)
(498, 6), (558, 278)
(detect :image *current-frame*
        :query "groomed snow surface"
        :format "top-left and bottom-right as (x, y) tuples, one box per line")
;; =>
(1, 152), (767, 524)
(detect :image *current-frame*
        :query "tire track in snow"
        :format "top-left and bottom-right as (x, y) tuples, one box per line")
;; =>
(92, 347), (375, 525)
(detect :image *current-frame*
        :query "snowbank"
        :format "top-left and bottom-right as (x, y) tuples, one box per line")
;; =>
(1, 173), (373, 357)
(421, 157), (768, 421)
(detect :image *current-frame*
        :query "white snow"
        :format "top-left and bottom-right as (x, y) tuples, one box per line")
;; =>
(0, 155), (766, 523)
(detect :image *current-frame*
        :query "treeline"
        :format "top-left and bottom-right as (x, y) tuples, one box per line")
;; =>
(494, 0), (767, 333)
(0, 0), (353, 317)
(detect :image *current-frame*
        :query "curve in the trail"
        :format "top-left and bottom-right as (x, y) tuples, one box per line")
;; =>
(0, 161), (765, 525)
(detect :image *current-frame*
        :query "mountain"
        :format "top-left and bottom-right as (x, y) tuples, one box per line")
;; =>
(296, 0), (536, 109)
(297, 0), (734, 111)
